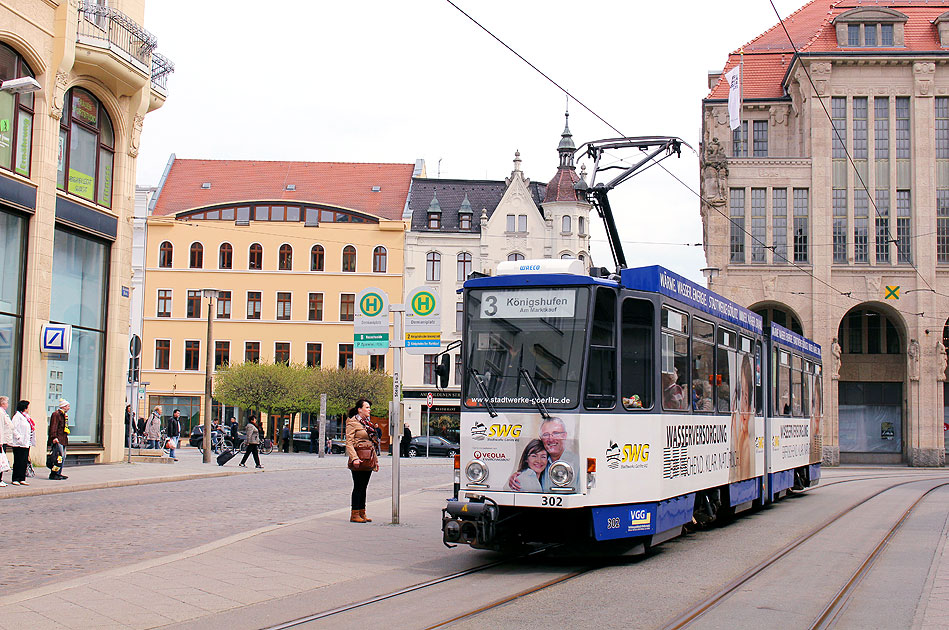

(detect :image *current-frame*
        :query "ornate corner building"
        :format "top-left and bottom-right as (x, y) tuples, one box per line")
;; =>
(0, 1), (171, 463)
(701, 0), (949, 467)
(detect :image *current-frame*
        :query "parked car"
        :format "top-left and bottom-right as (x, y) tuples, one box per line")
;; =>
(291, 431), (345, 453)
(408, 436), (459, 457)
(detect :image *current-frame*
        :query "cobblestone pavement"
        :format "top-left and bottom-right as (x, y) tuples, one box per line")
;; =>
(0, 452), (453, 595)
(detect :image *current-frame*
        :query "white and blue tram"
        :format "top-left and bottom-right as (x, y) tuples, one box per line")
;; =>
(442, 259), (823, 551)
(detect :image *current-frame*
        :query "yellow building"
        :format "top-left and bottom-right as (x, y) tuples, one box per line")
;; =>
(0, 1), (170, 463)
(140, 158), (415, 435)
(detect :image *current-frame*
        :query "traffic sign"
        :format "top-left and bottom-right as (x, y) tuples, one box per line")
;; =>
(427, 392), (434, 408)
(130, 334), (142, 358)
(354, 287), (389, 355)
(404, 286), (441, 355)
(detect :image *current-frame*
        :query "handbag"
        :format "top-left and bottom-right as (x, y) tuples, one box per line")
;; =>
(350, 438), (377, 471)
(0, 447), (9, 474)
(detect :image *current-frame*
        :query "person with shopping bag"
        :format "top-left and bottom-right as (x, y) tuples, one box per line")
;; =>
(346, 398), (378, 523)
(9, 400), (34, 486)
(0, 396), (12, 486)
(48, 399), (69, 480)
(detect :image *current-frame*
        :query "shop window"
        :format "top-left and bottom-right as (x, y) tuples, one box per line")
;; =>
(159, 241), (173, 268)
(219, 243), (232, 269)
(58, 88), (114, 208)
(0, 44), (35, 178)
(189, 242), (203, 269)
(249, 243), (262, 270)
(279, 244), (292, 270)
(311, 244), (325, 271)
(342, 245), (356, 272)
(373, 246), (387, 273)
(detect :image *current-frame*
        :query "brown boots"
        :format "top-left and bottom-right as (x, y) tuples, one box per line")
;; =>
(350, 509), (372, 523)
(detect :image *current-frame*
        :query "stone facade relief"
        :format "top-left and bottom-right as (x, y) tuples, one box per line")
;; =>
(914, 62), (935, 97)
(810, 62), (832, 96)
(908, 338), (920, 381)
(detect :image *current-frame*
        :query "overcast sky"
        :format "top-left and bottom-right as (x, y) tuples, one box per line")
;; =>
(138, 0), (805, 283)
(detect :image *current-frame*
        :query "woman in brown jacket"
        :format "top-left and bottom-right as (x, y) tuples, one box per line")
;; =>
(346, 398), (378, 523)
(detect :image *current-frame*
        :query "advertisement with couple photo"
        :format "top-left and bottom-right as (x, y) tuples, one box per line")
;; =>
(465, 412), (579, 493)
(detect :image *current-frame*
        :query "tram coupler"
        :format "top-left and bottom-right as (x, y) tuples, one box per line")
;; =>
(442, 496), (498, 548)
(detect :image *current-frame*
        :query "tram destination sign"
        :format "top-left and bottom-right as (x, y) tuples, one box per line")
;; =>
(354, 287), (389, 355)
(478, 288), (576, 319)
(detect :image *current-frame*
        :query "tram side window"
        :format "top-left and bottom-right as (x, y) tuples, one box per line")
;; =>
(621, 298), (654, 410)
(802, 361), (811, 417)
(715, 327), (737, 413)
(754, 341), (763, 415)
(584, 288), (616, 409)
(692, 319), (715, 413)
(777, 350), (791, 415)
(791, 355), (803, 417)
(661, 306), (689, 411)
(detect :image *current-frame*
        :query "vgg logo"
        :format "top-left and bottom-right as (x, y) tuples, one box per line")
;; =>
(622, 443), (649, 462)
(487, 424), (522, 438)
(772, 436), (780, 447)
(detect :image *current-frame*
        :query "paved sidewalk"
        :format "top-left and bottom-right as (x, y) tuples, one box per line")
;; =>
(915, 500), (949, 630)
(0, 447), (446, 500)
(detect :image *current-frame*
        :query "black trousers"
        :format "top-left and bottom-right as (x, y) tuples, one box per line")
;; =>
(240, 443), (260, 466)
(11, 446), (29, 482)
(351, 469), (372, 510)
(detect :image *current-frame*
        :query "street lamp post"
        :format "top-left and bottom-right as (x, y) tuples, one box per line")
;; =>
(202, 289), (219, 463)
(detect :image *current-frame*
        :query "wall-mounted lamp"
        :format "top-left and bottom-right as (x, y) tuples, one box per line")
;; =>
(0, 77), (41, 94)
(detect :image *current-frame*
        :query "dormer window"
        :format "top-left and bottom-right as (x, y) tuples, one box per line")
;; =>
(835, 8), (906, 48)
(428, 212), (441, 229)
(459, 214), (471, 230)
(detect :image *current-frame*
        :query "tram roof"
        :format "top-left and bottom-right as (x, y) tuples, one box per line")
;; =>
(463, 273), (617, 289)
(621, 266), (764, 336)
(770, 322), (822, 360)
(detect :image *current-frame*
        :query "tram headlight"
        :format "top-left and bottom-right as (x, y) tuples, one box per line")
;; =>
(548, 461), (575, 487)
(465, 460), (488, 483)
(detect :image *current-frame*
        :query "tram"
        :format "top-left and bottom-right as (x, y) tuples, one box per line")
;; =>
(441, 137), (822, 552)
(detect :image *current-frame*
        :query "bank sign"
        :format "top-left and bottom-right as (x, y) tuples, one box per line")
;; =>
(404, 286), (441, 355)
(354, 287), (389, 356)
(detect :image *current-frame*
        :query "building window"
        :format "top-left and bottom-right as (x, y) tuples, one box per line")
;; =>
(793, 188), (809, 263)
(459, 213), (471, 229)
(732, 120), (748, 157)
(276, 292), (291, 320)
(875, 97), (889, 160)
(562, 215), (572, 233)
(216, 291), (231, 319)
(426, 251), (441, 281)
(897, 190), (911, 264)
(0, 44), (35, 178)
(184, 341), (200, 371)
(839, 309), (901, 355)
(249, 243), (262, 270)
(186, 290), (202, 318)
(456, 301), (464, 332)
(58, 88), (114, 208)
(729, 188), (745, 263)
(157, 289), (172, 317)
(155, 339), (170, 370)
(275, 342), (290, 365)
(215, 341), (229, 369)
(881, 23), (894, 46)
(896, 97), (910, 159)
(875, 189), (890, 264)
(308, 292), (323, 321)
(342, 245), (356, 272)
(578, 216), (586, 236)
(372, 246), (387, 273)
(457, 252), (472, 281)
(428, 213), (440, 229)
(832, 97), (847, 158)
(159, 241), (173, 268)
(508, 252), (524, 262)
(833, 188), (848, 263)
(506, 214), (515, 232)
(306, 343), (321, 367)
(245, 341), (260, 363)
(423, 354), (437, 385)
(848, 23), (860, 46)
(864, 23), (876, 47)
(772, 188), (788, 264)
(752, 121), (768, 157)
(750, 188), (766, 263)
(561, 253), (573, 260)
(853, 98), (868, 160)
(340, 293), (355, 321)
(311, 244), (325, 271)
(247, 291), (261, 319)
(518, 214), (527, 232)
(939, 191), (949, 264)
(455, 354), (463, 386)
(219, 243), (232, 269)
(854, 189), (869, 263)
(278, 244), (292, 270)
(339, 344), (354, 369)
(370, 355), (385, 371)
(189, 242), (203, 269)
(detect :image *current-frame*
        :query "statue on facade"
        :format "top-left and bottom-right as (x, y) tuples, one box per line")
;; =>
(908, 339), (920, 381)
(701, 137), (728, 206)
(830, 337), (841, 380)
(938, 340), (948, 381)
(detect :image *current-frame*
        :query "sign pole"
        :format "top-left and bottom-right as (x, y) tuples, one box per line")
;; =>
(391, 304), (404, 524)
(426, 402), (431, 458)
(318, 393), (327, 458)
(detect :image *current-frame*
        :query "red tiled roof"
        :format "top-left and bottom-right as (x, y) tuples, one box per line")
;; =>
(151, 159), (415, 219)
(707, 1), (949, 100)
(544, 166), (580, 203)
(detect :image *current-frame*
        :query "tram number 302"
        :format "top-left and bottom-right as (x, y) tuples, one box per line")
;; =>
(541, 496), (563, 507)
(606, 517), (621, 529)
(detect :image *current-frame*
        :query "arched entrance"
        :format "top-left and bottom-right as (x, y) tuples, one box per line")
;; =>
(836, 304), (907, 464)
(752, 302), (803, 336)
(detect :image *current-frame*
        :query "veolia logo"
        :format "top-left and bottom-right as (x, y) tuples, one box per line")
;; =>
(411, 291), (436, 316)
(360, 293), (384, 317)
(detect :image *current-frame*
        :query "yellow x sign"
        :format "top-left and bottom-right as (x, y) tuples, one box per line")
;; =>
(885, 286), (900, 300)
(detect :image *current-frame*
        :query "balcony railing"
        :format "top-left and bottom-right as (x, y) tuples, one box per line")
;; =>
(77, 1), (158, 71)
(150, 52), (175, 92)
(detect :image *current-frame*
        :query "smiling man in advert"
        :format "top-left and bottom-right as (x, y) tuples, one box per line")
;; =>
(507, 417), (579, 492)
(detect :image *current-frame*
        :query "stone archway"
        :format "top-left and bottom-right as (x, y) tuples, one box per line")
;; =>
(751, 302), (804, 336)
(835, 303), (907, 464)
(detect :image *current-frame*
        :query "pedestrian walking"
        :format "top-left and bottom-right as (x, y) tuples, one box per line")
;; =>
(145, 405), (161, 449)
(48, 399), (69, 480)
(346, 398), (378, 523)
(10, 400), (33, 486)
(309, 423), (319, 454)
(239, 415), (262, 468)
(229, 417), (239, 441)
(124, 404), (133, 448)
(165, 409), (181, 461)
(136, 411), (146, 439)
(402, 424), (412, 457)
(281, 422), (290, 453)
(0, 396), (12, 486)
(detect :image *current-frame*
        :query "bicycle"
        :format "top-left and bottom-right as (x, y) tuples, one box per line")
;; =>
(197, 431), (232, 455)
(239, 438), (273, 455)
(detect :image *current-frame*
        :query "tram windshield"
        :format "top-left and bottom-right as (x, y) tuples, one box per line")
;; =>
(464, 287), (590, 410)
